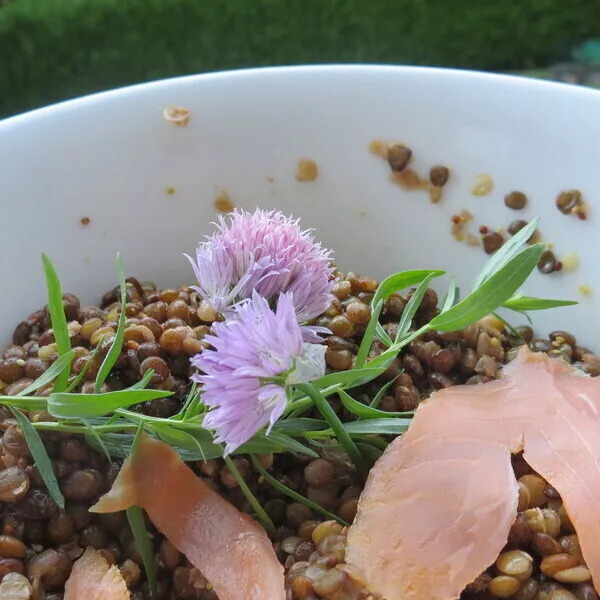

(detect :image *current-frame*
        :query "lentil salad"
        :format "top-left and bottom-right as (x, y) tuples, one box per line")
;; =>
(0, 209), (589, 600)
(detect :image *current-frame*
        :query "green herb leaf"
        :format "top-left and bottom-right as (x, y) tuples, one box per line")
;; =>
(95, 253), (127, 392)
(429, 244), (545, 332)
(41, 253), (72, 392)
(370, 270), (443, 348)
(273, 418), (328, 434)
(339, 389), (413, 419)
(296, 382), (367, 477)
(16, 350), (75, 397)
(374, 322), (393, 347)
(372, 269), (445, 306)
(368, 377), (398, 409)
(260, 431), (319, 458)
(10, 408), (65, 509)
(126, 506), (157, 598)
(151, 424), (209, 462)
(355, 442), (384, 463)
(0, 396), (48, 410)
(343, 418), (412, 435)
(129, 368), (155, 390)
(310, 367), (386, 390)
(82, 418), (112, 463)
(355, 300), (384, 369)
(224, 455), (277, 538)
(396, 272), (440, 341)
(471, 219), (539, 291)
(502, 294), (577, 311)
(250, 454), (348, 525)
(441, 275), (458, 312)
(48, 389), (173, 419)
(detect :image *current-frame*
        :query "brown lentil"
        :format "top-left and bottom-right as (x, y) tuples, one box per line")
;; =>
(496, 550), (533, 580)
(483, 232), (505, 254)
(554, 567), (592, 584)
(533, 533), (563, 556)
(505, 191), (528, 210)
(538, 250), (559, 274)
(0, 469), (30, 503)
(304, 460), (335, 489)
(429, 165), (450, 187)
(488, 575), (522, 597)
(556, 190), (582, 215)
(0, 535), (27, 558)
(386, 144), (412, 171)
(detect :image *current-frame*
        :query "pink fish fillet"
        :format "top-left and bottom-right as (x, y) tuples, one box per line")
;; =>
(64, 547), (130, 600)
(90, 435), (285, 600)
(346, 347), (600, 599)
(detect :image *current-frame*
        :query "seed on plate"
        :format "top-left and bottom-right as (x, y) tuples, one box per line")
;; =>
(483, 232), (504, 254)
(429, 186), (443, 203)
(508, 219), (528, 236)
(163, 105), (190, 126)
(214, 190), (235, 212)
(295, 159), (319, 182)
(429, 165), (450, 187)
(386, 144), (412, 172)
(470, 173), (494, 196)
(538, 250), (558, 274)
(505, 191), (528, 210)
(556, 190), (582, 215)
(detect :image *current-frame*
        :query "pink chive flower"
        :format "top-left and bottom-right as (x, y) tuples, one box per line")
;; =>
(186, 209), (335, 328)
(191, 292), (326, 455)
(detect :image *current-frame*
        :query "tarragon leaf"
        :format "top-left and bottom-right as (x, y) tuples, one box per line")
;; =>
(429, 244), (545, 332)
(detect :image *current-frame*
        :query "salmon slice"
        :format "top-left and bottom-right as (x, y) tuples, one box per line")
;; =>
(347, 347), (600, 599)
(64, 547), (129, 600)
(90, 434), (285, 600)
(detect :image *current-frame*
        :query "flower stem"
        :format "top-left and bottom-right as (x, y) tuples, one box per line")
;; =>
(223, 455), (277, 539)
(285, 384), (342, 417)
(295, 382), (368, 479)
(250, 454), (348, 526)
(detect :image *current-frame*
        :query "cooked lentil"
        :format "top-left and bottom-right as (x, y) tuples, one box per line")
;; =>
(505, 191), (528, 210)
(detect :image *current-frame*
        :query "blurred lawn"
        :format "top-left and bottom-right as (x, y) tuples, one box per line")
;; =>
(1, 0), (599, 118)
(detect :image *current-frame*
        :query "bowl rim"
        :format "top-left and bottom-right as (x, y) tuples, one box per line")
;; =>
(2, 64), (600, 128)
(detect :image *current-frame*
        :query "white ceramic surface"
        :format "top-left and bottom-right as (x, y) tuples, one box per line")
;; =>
(0, 66), (599, 345)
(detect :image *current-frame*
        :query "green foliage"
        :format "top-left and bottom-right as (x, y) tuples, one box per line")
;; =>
(1, 0), (599, 117)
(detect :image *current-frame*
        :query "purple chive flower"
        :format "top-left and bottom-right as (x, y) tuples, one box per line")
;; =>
(186, 209), (335, 328)
(191, 292), (326, 455)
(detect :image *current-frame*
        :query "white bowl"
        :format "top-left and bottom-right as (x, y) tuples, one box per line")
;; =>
(1, 66), (599, 345)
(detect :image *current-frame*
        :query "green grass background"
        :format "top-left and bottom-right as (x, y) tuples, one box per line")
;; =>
(1, 0), (599, 118)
